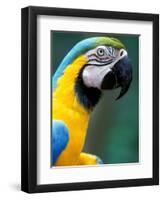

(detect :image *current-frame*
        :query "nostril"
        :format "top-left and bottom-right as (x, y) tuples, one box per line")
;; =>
(120, 50), (124, 57)
(119, 49), (128, 58)
(118, 49), (127, 59)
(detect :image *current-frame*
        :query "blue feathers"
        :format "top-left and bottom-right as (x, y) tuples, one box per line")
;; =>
(52, 37), (98, 90)
(52, 120), (70, 165)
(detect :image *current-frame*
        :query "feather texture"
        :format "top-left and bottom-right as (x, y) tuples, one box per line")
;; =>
(53, 55), (90, 166)
(52, 37), (126, 166)
(52, 120), (69, 165)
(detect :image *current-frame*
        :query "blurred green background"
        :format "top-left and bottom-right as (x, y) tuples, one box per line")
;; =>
(51, 31), (139, 164)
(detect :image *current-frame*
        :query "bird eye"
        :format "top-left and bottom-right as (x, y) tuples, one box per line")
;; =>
(97, 48), (105, 57)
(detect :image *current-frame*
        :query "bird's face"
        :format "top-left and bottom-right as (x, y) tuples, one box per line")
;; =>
(82, 45), (132, 99)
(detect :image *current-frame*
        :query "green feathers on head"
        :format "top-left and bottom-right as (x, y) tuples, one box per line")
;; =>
(96, 37), (125, 49)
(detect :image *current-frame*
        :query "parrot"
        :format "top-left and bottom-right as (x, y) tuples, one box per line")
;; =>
(52, 37), (132, 166)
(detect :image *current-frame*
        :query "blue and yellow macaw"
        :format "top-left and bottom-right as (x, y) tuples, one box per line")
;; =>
(52, 37), (132, 166)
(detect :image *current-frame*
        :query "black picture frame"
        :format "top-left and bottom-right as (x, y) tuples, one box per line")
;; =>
(21, 6), (159, 193)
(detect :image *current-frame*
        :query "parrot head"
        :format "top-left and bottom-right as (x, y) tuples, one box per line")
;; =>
(81, 37), (132, 100)
(53, 36), (132, 110)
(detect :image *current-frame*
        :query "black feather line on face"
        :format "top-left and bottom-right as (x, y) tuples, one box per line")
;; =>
(88, 58), (113, 64)
(75, 66), (102, 111)
(84, 60), (113, 67)
(88, 53), (114, 63)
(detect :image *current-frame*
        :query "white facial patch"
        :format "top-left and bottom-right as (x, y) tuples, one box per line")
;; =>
(82, 64), (112, 89)
(82, 48), (127, 89)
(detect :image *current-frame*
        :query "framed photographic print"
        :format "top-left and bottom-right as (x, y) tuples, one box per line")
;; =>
(21, 6), (159, 193)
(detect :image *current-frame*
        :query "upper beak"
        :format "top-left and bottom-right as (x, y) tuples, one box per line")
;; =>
(101, 52), (132, 100)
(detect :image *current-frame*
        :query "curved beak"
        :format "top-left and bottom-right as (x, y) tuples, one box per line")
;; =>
(101, 55), (132, 100)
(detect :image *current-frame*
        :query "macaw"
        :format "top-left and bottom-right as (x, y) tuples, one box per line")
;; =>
(52, 37), (132, 166)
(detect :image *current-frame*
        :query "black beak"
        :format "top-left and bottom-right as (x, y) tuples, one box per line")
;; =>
(101, 56), (132, 100)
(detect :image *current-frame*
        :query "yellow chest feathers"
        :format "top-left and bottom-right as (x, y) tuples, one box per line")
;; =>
(52, 55), (91, 165)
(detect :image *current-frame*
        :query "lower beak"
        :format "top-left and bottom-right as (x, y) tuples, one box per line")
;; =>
(101, 56), (132, 100)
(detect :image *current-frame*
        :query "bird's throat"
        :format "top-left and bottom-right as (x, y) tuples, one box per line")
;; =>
(75, 68), (102, 111)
